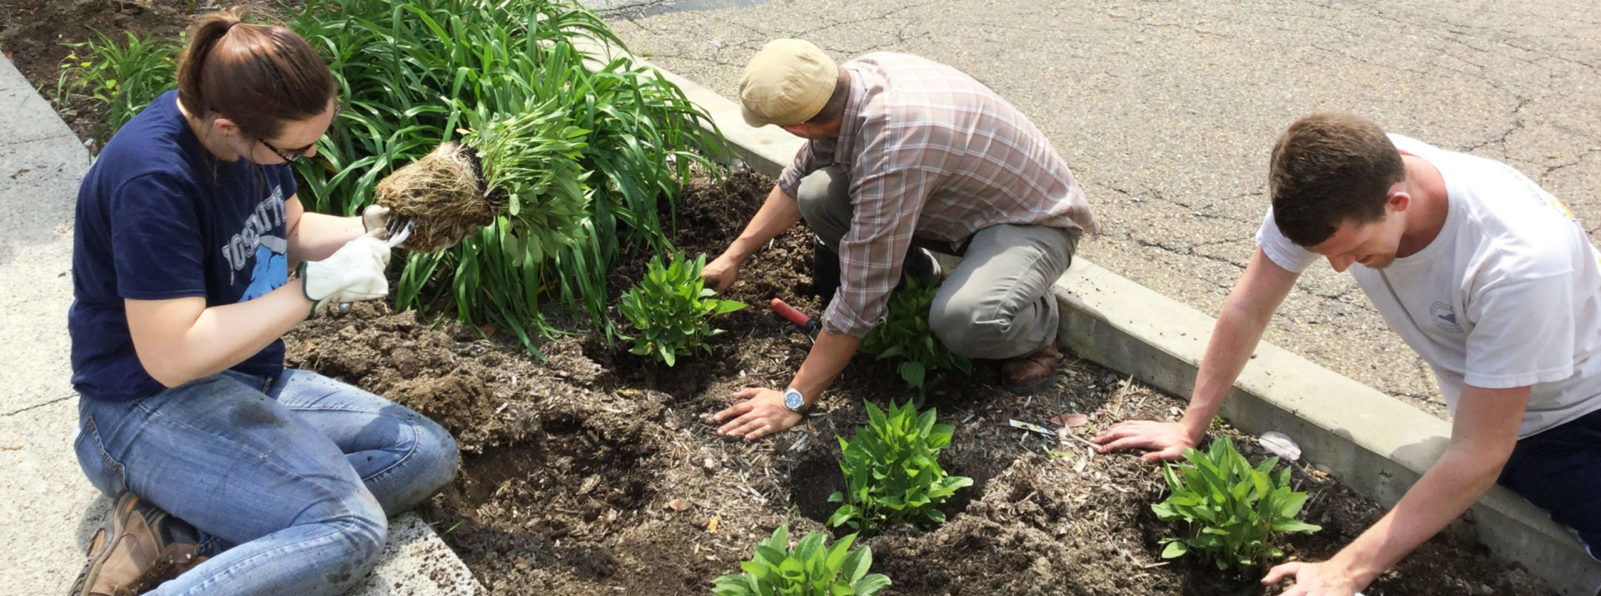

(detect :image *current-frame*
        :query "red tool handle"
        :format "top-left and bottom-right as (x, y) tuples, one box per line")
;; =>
(770, 298), (812, 327)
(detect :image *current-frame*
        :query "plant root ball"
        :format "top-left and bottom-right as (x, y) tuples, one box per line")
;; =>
(373, 141), (497, 252)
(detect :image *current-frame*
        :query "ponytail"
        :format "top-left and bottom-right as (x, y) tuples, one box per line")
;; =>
(174, 12), (334, 140)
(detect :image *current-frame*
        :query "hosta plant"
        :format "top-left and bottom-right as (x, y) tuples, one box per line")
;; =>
(711, 525), (890, 596)
(619, 252), (746, 366)
(1152, 436), (1322, 570)
(858, 278), (970, 391)
(827, 400), (972, 533)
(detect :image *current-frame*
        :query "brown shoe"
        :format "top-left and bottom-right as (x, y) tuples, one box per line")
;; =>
(70, 493), (205, 596)
(1001, 345), (1063, 395)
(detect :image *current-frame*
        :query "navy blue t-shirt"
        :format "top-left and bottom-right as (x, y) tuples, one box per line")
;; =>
(70, 91), (296, 402)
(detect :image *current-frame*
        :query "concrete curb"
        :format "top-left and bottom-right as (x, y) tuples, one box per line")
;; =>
(0, 55), (483, 595)
(602, 44), (1601, 596)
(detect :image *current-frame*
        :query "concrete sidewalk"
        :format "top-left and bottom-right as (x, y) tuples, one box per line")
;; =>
(0, 56), (479, 595)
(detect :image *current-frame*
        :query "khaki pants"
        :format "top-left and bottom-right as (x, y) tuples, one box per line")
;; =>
(796, 167), (1080, 360)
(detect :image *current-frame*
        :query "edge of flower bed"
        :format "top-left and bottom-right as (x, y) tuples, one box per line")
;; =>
(586, 40), (1601, 596)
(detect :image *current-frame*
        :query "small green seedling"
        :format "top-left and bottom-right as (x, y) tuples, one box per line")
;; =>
(828, 400), (973, 533)
(1152, 436), (1322, 570)
(858, 279), (970, 391)
(711, 525), (890, 596)
(619, 252), (746, 366)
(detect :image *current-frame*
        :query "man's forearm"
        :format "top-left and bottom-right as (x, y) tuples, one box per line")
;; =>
(726, 184), (804, 261)
(1328, 449), (1507, 586)
(1180, 249), (1299, 440)
(1181, 301), (1275, 437)
(789, 330), (862, 408)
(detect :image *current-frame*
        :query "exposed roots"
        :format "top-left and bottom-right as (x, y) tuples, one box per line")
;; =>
(374, 141), (498, 252)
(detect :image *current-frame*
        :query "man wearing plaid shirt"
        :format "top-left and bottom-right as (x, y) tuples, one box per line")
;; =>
(706, 39), (1100, 441)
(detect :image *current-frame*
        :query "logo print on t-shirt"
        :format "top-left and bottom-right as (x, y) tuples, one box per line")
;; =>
(240, 235), (288, 301)
(1430, 301), (1464, 334)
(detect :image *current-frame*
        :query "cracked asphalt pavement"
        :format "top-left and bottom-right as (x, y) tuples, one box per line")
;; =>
(593, 0), (1601, 418)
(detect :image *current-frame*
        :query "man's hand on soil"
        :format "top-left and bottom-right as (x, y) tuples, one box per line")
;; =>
(1261, 560), (1362, 596)
(1090, 420), (1196, 463)
(714, 387), (802, 441)
(701, 253), (742, 294)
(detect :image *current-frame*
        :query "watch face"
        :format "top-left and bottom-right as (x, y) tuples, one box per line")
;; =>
(784, 389), (804, 411)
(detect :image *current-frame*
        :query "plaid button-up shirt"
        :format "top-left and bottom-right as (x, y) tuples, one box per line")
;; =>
(777, 52), (1099, 338)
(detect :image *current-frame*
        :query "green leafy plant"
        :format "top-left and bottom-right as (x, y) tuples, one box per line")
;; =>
(858, 279), (970, 391)
(618, 252), (746, 366)
(1151, 436), (1322, 570)
(56, 29), (180, 146)
(287, 0), (728, 350)
(827, 400), (972, 533)
(711, 525), (890, 596)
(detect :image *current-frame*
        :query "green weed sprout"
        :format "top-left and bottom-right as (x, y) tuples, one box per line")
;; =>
(618, 252), (745, 366)
(711, 525), (890, 596)
(827, 400), (972, 533)
(858, 278), (970, 391)
(1152, 436), (1322, 570)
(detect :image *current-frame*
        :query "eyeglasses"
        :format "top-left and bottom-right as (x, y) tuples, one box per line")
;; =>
(260, 102), (341, 163)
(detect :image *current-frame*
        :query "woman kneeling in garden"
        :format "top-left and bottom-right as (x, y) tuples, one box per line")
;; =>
(67, 13), (458, 595)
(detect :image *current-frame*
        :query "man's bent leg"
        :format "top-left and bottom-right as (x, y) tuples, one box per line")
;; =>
(81, 372), (388, 595)
(794, 166), (852, 249)
(269, 369), (460, 515)
(1498, 408), (1601, 561)
(929, 224), (1080, 360)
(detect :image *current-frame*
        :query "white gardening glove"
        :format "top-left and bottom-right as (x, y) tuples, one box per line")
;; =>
(361, 204), (392, 236)
(297, 235), (392, 312)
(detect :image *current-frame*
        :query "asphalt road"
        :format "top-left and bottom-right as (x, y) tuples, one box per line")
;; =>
(592, 0), (1601, 418)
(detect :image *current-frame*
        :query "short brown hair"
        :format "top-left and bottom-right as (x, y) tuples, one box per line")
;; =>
(1268, 113), (1405, 246)
(175, 12), (335, 141)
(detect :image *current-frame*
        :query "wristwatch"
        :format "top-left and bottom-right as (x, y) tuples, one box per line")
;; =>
(783, 387), (813, 415)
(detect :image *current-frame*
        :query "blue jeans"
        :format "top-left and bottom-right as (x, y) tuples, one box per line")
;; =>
(73, 369), (459, 595)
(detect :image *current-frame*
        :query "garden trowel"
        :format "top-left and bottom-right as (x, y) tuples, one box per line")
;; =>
(770, 297), (821, 341)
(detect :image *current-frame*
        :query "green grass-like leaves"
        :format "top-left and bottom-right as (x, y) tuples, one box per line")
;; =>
(287, 0), (728, 350)
(618, 252), (745, 366)
(857, 278), (970, 392)
(827, 400), (972, 533)
(711, 525), (890, 596)
(56, 29), (180, 145)
(1152, 436), (1322, 570)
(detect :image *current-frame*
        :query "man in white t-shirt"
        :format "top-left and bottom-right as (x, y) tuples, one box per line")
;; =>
(1092, 113), (1601, 594)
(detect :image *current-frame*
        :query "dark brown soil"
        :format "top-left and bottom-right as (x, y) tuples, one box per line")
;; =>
(287, 171), (1553, 596)
(5, 6), (1557, 595)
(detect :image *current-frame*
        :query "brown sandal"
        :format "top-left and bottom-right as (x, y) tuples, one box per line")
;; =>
(1001, 345), (1063, 395)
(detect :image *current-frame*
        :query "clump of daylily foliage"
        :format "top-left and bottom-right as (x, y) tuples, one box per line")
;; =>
(619, 252), (746, 366)
(711, 525), (890, 596)
(828, 400), (972, 533)
(1152, 436), (1322, 570)
(857, 278), (970, 391)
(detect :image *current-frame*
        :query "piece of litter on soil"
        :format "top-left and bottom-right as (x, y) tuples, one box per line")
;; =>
(707, 514), (720, 534)
(1008, 419), (1056, 437)
(789, 434), (809, 452)
(665, 498), (689, 511)
(1258, 431), (1302, 461)
(1074, 457), (1088, 473)
(1050, 413), (1089, 428)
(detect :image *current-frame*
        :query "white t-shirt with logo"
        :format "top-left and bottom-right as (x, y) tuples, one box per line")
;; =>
(1256, 134), (1601, 438)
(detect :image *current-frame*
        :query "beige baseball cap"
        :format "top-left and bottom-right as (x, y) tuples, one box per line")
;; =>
(738, 39), (838, 128)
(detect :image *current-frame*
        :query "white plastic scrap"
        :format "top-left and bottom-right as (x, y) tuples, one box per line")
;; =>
(1258, 431), (1302, 461)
